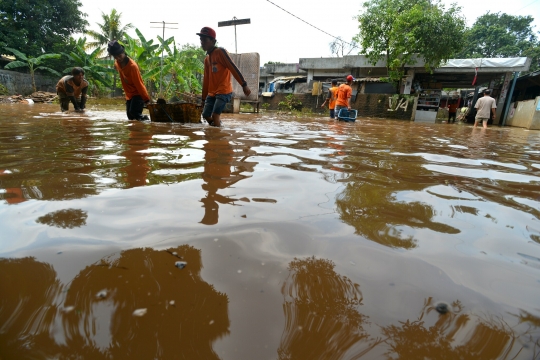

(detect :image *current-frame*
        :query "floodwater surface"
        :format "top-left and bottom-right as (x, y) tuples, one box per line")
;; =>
(1, 103), (540, 359)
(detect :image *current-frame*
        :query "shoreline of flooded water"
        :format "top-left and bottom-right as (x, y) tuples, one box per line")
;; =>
(1, 103), (539, 359)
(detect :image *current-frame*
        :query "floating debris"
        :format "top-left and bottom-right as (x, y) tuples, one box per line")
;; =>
(175, 261), (187, 269)
(63, 306), (75, 313)
(169, 300), (175, 306)
(96, 290), (108, 299)
(133, 308), (147, 317)
(172, 252), (178, 256)
(435, 302), (449, 314)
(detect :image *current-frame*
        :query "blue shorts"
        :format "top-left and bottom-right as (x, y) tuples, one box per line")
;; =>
(202, 93), (232, 118)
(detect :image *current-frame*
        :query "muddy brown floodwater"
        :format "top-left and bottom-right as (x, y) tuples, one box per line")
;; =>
(1, 103), (540, 359)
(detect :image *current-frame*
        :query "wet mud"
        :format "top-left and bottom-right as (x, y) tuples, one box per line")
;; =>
(1, 104), (540, 359)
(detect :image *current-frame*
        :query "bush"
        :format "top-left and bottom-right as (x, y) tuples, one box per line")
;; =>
(0, 84), (8, 95)
(278, 94), (302, 111)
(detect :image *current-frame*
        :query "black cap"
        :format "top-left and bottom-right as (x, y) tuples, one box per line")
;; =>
(107, 40), (125, 56)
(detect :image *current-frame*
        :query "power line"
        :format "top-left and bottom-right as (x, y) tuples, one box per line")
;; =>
(513, 0), (540, 13)
(264, 0), (358, 48)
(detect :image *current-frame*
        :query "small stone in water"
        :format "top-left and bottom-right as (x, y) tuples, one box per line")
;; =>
(172, 252), (178, 256)
(435, 302), (449, 314)
(175, 261), (187, 269)
(169, 300), (175, 305)
(133, 308), (147, 317)
(96, 290), (107, 299)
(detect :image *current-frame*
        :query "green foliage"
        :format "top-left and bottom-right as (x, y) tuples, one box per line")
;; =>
(85, 8), (133, 56)
(0, 0), (88, 57)
(4, 48), (61, 92)
(264, 61), (284, 65)
(61, 37), (116, 93)
(261, 102), (270, 111)
(278, 94), (303, 111)
(0, 83), (8, 95)
(456, 12), (540, 72)
(354, 0), (465, 84)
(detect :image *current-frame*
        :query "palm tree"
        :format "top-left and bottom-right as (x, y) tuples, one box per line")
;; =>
(85, 9), (133, 54)
(85, 9), (133, 95)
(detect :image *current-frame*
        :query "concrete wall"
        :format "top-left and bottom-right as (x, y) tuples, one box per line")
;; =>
(261, 92), (415, 120)
(0, 69), (57, 95)
(506, 97), (540, 130)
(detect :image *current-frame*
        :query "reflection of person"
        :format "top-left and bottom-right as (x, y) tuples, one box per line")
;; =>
(197, 27), (251, 127)
(320, 80), (338, 119)
(474, 89), (496, 129)
(335, 75), (354, 115)
(107, 40), (151, 121)
(56, 67), (88, 112)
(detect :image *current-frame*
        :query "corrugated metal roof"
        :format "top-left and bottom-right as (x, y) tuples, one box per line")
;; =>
(269, 76), (307, 84)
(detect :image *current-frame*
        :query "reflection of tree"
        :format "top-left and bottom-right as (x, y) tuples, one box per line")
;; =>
(336, 182), (460, 249)
(200, 129), (256, 225)
(61, 245), (229, 359)
(382, 297), (539, 359)
(36, 208), (88, 228)
(0, 257), (62, 358)
(278, 256), (377, 359)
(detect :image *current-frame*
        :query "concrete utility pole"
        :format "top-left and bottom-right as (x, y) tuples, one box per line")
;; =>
(218, 17), (250, 54)
(150, 21), (178, 97)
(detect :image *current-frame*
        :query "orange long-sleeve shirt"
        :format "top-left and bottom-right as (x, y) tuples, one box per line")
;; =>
(114, 58), (150, 102)
(202, 47), (247, 101)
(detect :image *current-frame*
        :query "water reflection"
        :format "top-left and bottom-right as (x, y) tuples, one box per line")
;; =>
(278, 256), (374, 359)
(36, 208), (88, 228)
(121, 122), (152, 188)
(0, 245), (229, 358)
(381, 297), (538, 359)
(200, 128), (256, 225)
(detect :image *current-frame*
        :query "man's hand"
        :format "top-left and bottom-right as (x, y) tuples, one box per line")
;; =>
(242, 85), (251, 97)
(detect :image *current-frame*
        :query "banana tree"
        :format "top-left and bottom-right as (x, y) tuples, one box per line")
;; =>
(4, 47), (61, 92)
(61, 37), (115, 91)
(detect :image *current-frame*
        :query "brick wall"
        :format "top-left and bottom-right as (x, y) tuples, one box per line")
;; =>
(261, 92), (416, 120)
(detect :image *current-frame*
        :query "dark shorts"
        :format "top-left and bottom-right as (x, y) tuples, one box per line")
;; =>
(329, 109), (335, 119)
(126, 95), (145, 120)
(202, 93), (232, 118)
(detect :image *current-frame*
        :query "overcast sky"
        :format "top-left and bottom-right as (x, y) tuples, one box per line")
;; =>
(80, 0), (540, 65)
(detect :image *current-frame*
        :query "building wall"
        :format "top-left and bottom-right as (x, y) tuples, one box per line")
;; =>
(0, 69), (57, 95)
(506, 97), (540, 130)
(261, 92), (415, 120)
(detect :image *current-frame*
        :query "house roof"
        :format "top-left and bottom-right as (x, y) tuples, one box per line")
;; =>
(269, 75), (306, 84)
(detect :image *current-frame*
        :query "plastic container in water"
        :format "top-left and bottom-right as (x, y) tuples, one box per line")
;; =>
(337, 109), (357, 122)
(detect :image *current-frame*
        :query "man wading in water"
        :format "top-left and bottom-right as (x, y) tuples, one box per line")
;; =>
(56, 67), (88, 112)
(197, 27), (251, 127)
(107, 40), (151, 121)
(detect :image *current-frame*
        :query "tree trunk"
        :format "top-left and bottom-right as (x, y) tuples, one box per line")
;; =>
(30, 69), (36, 93)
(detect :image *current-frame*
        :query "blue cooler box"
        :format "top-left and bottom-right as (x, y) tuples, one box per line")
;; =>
(337, 109), (357, 122)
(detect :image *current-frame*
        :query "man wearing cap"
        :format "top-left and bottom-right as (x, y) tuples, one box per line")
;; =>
(56, 67), (88, 112)
(335, 75), (354, 118)
(107, 40), (151, 121)
(197, 27), (251, 127)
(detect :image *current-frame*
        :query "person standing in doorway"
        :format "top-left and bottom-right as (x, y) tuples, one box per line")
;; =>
(320, 80), (338, 119)
(198, 27), (251, 127)
(447, 100), (459, 123)
(56, 67), (88, 112)
(474, 89), (496, 129)
(107, 40), (151, 121)
(335, 75), (354, 117)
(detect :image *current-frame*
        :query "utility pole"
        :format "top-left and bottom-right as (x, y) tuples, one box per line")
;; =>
(217, 17), (250, 54)
(150, 21), (178, 97)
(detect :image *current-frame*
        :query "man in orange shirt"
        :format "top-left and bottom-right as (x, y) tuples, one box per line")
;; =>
(335, 75), (354, 118)
(197, 27), (251, 127)
(107, 40), (151, 121)
(320, 80), (338, 119)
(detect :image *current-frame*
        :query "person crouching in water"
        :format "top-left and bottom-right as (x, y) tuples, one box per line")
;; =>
(197, 27), (251, 127)
(107, 40), (151, 121)
(56, 67), (88, 112)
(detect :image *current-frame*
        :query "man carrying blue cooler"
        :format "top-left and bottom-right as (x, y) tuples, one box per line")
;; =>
(335, 75), (354, 117)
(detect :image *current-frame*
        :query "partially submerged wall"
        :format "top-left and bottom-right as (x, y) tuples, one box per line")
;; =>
(506, 97), (540, 130)
(0, 69), (56, 95)
(261, 93), (415, 120)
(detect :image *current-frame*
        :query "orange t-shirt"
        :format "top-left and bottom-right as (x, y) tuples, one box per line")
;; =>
(327, 86), (338, 109)
(56, 75), (88, 98)
(202, 47), (247, 100)
(335, 84), (352, 107)
(115, 58), (150, 102)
